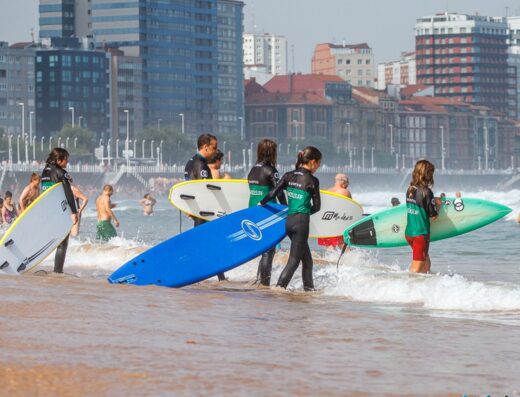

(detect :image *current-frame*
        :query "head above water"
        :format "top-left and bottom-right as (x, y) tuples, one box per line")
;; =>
(335, 173), (349, 187)
(46, 147), (70, 167)
(410, 159), (435, 188)
(30, 172), (41, 185)
(197, 134), (218, 160)
(391, 197), (401, 207)
(103, 184), (114, 195)
(256, 139), (277, 167)
(295, 146), (322, 173)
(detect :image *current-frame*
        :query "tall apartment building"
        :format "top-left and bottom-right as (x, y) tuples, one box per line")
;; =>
(508, 16), (520, 120)
(311, 42), (374, 87)
(35, 39), (110, 138)
(39, 0), (91, 39)
(243, 32), (288, 77)
(415, 13), (513, 117)
(216, 0), (244, 136)
(0, 42), (37, 137)
(377, 52), (416, 90)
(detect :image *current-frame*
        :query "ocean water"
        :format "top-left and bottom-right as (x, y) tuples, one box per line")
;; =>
(0, 188), (519, 396)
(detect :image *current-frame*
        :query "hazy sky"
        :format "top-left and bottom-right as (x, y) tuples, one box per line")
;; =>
(1, 0), (518, 71)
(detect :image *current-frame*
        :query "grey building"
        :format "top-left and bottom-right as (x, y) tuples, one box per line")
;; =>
(0, 42), (37, 139)
(39, 0), (91, 39)
(216, 0), (244, 136)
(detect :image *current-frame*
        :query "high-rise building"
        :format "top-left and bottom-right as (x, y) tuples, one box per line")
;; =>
(415, 12), (513, 117)
(507, 16), (520, 120)
(243, 32), (288, 77)
(311, 42), (374, 87)
(377, 52), (416, 90)
(39, 0), (91, 39)
(35, 39), (110, 138)
(216, 0), (244, 136)
(0, 42), (37, 139)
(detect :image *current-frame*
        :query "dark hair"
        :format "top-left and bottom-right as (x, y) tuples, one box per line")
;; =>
(391, 197), (401, 206)
(256, 139), (277, 166)
(30, 172), (41, 182)
(46, 147), (70, 165)
(295, 146), (322, 169)
(4, 190), (12, 199)
(103, 184), (114, 192)
(208, 149), (224, 164)
(197, 134), (217, 150)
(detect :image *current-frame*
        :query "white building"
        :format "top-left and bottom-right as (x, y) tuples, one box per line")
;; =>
(243, 32), (288, 78)
(508, 16), (520, 119)
(377, 52), (416, 90)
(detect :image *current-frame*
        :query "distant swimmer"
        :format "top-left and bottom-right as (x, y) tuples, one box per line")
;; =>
(318, 173), (351, 249)
(260, 146), (322, 291)
(95, 184), (119, 241)
(1, 191), (18, 224)
(391, 197), (401, 207)
(41, 147), (79, 273)
(140, 193), (157, 216)
(19, 173), (41, 212)
(70, 185), (88, 237)
(405, 160), (440, 274)
(184, 133), (226, 281)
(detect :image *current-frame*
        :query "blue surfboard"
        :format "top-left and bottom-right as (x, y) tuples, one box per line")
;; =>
(108, 203), (287, 288)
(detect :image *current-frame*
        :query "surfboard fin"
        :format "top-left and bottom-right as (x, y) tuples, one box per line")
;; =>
(336, 243), (349, 272)
(180, 194), (195, 200)
(0, 261), (9, 270)
(199, 211), (215, 217)
(206, 184), (221, 191)
(4, 239), (14, 247)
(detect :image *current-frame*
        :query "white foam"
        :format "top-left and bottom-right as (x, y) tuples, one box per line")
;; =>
(318, 249), (520, 312)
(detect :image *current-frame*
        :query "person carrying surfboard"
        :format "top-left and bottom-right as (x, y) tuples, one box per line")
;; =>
(248, 138), (287, 287)
(41, 148), (78, 273)
(260, 146), (322, 291)
(184, 133), (226, 281)
(405, 159), (440, 274)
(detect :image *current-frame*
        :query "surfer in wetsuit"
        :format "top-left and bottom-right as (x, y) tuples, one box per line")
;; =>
(405, 159), (440, 274)
(184, 133), (226, 281)
(248, 139), (287, 286)
(41, 148), (78, 273)
(260, 146), (322, 291)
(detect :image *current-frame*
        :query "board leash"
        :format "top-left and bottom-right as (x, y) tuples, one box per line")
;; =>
(336, 242), (349, 272)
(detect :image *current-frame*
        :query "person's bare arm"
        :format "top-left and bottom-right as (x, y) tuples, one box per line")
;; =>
(73, 187), (88, 214)
(18, 187), (30, 212)
(105, 198), (119, 227)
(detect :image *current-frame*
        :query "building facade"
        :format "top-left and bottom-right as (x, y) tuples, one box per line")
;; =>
(508, 16), (520, 121)
(311, 42), (375, 87)
(415, 13), (514, 118)
(243, 32), (288, 76)
(39, 0), (91, 39)
(35, 42), (110, 138)
(0, 42), (37, 139)
(377, 52), (417, 90)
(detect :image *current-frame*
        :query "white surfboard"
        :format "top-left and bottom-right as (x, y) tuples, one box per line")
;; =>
(169, 179), (364, 238)
(0, 183), (73, 275)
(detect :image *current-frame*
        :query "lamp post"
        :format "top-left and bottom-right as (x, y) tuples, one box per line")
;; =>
(483, 124), (489, 171)
(107, 138), (112, 166)
(440, 125), (445, 170)
(16, 135), (20, 164)
(124, 109), (130, 168)
(40, 136), (44, 152)
(346, 122), (351, 151)
(160, 140), (164, 166)
(65, 136), (70, 148)
(29, 111), (34, 145)
(74, 137), (78, 149)
(151, 140), (154, 159)
(24, 134), (28, 163)
(68, 106), (75, 128)
(116, 138), (120, 158)
(287, 143), (291, 155)
(32, 136), (36, 161)
(18, 102), (25, 142)
(371, 146), (375, 169)
(142, 139), (146, 158)
(157, 118), (162, 131)
(238, 116), (244, 140)
(179, 113), (184, 135)
(49, 136), (53, 151)
(8, 134), (12, 164)
(388, 123), (394, 154)
(133, 139), (137, 158)
(78, 115), (83, 128)
(58, 136), (62, 148)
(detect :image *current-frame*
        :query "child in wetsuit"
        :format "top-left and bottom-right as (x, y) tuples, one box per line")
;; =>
(260, 146), (322, 291)
(248, 139), (287, 286)
(405, 159), (439, 273)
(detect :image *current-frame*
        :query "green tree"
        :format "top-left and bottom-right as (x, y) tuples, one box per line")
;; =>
(137, 127), (193, 165)
(57, 124), (96, 155)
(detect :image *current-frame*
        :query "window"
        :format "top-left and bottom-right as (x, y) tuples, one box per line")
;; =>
(337, 59), (343, 65)
(357, 59), (362, 64)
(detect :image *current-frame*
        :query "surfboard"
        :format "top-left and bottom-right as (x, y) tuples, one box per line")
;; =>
(169, 179), (363, 238)
(343, 197), (512, 248)
(108, 203), (288, 288)
(0, 183), (73, 275)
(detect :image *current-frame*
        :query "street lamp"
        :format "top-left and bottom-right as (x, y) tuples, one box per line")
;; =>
(40, 136), (45, 152)
(8, 134), (12, 164)
(160, 140), (164, 166)
(133, 139), (137, 158)
(58, 136), (62, 148)
(483, 124), (489, 171)
(29, 111), (34, 145)
(49, 136), (53, 151)
(124, 109), (130, 168)
(388, 124), (394, 154)
(346, 122), (351, 151)
(179, 113), (185, 135)
(68, 106), (75, 128)
(142, 139), (146, 158)
(440, 125), (445, 170)
(107, 138), (112, 166)
(18, 102), (25, 142)
(157, 118), (162, 131)
(16, 135), (20, 164)
(32, 136), (36, 161)
(116, 138), (120, 159)
(24, 134), (28, 163)
(74, 137), (78, 149)
(78, 115), (83, 128)
(66, 136), (70, 148)
(371, 146), (375, 169)
(151, 140), (155, 159)
(238, 116), (244, 140)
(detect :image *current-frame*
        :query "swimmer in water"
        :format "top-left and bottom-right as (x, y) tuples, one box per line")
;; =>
(140, 193), (157, 216)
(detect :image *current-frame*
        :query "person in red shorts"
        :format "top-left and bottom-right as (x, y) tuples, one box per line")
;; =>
(318, 173), (352, 249)
(405, 160), (441, 273)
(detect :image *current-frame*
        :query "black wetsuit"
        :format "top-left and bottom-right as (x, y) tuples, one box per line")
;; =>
(260, 167), (321, 290)
(184, 153), (226, 281)
(41, 162), (78, 273)
(248, 162), (287, 286)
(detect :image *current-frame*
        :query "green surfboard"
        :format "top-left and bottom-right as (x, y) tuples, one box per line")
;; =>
(343, 197), (511, 248)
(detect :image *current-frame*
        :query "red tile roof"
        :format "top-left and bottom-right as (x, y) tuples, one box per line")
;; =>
(400, 84), (430, 99)
(264, 73), (344, 94)
(246, 91), (333, 106)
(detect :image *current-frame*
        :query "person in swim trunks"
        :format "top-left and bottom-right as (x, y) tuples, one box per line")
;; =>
(405, 159), (440, 273)
(95, 184), (119, 241)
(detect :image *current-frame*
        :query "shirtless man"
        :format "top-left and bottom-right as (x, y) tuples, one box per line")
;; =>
(95, 184), (119, 241)
(140, 193), (157, 216)
(19, 173), (41, 212)
(317, 173), (352, 249)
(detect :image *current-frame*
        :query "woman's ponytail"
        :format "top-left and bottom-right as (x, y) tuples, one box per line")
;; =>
(294, 146), (322, 170)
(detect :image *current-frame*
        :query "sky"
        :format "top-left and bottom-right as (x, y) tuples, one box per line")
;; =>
(1, 0), (519, 71)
